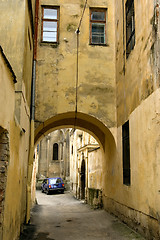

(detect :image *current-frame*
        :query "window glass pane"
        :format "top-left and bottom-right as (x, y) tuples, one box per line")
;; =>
(91, 11), (105, 21)
(49, 179), (57, 184)
(56, 179), (62, 183)
(91, 23), (105, 44)
(43, 32), (57, 42)
(44, 8), (57, 19)
(92, 23), (105, 33)
(43, 21), (57, 32)
(92, 35), (105, 44)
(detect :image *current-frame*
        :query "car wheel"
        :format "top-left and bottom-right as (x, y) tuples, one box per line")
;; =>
(61, 190), (64, 194)
(46, 190), (50, 195)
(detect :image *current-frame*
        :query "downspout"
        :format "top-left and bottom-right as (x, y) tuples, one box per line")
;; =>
(122, 0), (127, 119)
(26, 0), (39, 224)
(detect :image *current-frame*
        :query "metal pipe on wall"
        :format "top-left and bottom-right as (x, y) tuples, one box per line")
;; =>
(26, 0), (39, 224)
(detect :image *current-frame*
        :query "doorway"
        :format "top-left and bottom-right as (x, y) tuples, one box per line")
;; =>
(81, 159), (85, 200)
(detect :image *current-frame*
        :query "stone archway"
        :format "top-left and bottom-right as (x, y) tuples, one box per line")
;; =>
(34, 112), (116, 151)
(34, 111), (117, 203)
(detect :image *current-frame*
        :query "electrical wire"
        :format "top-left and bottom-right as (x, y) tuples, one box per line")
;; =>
(74, 0), (88, 131)
(77, 0), (88, 32)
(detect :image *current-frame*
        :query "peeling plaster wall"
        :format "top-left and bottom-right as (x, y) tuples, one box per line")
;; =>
(35, 0), (116, 129)
(0, 51), (15, 240)
(115, 0), (158, 125)
(0, 0), (35, 239)
(112, 0), (160, 238)
(0, 50), (22, 240)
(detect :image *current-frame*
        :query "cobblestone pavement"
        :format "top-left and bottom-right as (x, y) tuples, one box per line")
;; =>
(20, 191), (145, 240)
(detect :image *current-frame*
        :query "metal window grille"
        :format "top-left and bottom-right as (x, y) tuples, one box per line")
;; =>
(126, 0), (135, 58)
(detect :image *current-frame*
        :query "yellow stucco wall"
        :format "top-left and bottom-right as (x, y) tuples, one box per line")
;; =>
(115, 0), (157, 125)
(88, 148), (102, 190)
(0, 50), (22, 240)
(35, 0), (116, 129)
(100, 1), (160, 238)
(0, 0), (35, 239)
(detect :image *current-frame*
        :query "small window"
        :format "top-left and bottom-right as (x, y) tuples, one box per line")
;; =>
(122, 121), (131, 185)
(90, 8), (106, 45)
(53, 143), (58, 160)
(71, 145), (73, 155)
(126, 0), (135, 58)
(41, 6), (59, 43)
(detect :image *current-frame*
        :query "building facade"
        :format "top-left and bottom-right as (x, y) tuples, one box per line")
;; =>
(70, 129), (103, 208)
(34, 1), (160, 238)
(36, 129), (70, 187)
(0, 0), (160, 239)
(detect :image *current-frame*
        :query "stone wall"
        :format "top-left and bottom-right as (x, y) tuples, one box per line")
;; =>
(0, 130), (9, 240)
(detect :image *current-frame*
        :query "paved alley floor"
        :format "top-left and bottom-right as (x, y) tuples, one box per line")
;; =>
(20, 191), (145, 240)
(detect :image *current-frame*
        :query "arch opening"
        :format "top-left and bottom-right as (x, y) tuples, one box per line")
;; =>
(32, 112), (117, 208)
(35, 112), (116, 152)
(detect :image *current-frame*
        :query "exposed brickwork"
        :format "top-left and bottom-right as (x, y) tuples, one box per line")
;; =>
(0, 129), (9, 239)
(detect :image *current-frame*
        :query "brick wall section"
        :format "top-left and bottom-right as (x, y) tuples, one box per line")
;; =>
(0, 130), (9, 239)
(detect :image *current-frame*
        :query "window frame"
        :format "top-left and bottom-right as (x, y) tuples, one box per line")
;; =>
(125, 0), (135, 58)
(89, 8), (107, 46)
(41, 6), (59, 43)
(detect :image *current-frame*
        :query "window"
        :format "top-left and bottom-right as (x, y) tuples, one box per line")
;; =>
(90, 8), (106, 45)
(126, 0), (135, 58)
(53, 143), (58, 160)
(122, 121), (131, 185)
(41, 6), (59, 43)
(71, 145), (73, 155)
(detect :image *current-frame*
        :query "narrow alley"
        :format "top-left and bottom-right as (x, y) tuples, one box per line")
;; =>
(20, 191), (144, 240)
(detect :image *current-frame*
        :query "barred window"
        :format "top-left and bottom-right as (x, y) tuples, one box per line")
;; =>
(126, 0), (135, 58)
(41, 7), (59, 43)
(90, 9), (106, 45)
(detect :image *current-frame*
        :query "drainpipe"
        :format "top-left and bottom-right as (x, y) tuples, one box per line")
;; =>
(26, 0), (39, 224)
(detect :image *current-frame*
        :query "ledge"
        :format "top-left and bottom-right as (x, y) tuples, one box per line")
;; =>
(0, 46), (17, 83)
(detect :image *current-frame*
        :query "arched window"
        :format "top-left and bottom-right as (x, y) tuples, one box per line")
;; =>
(53, 143), (58, 160)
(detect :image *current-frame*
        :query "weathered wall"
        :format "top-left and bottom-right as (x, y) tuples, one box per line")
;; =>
(35, 0), (116, 129)
(0, 0), (35, 239)
(116, 0), (158, 125)
(34, 0), (160, 238)
(106, 0), (160, 238)
(0, 48), (28, 240)
(88, 147), (102, 190)
(70, 129), (103, 208)
(0, 48), (15, 240)
(70, 130), (79, 195)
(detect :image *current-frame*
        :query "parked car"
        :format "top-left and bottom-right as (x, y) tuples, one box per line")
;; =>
(41, 177), (65, 194)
